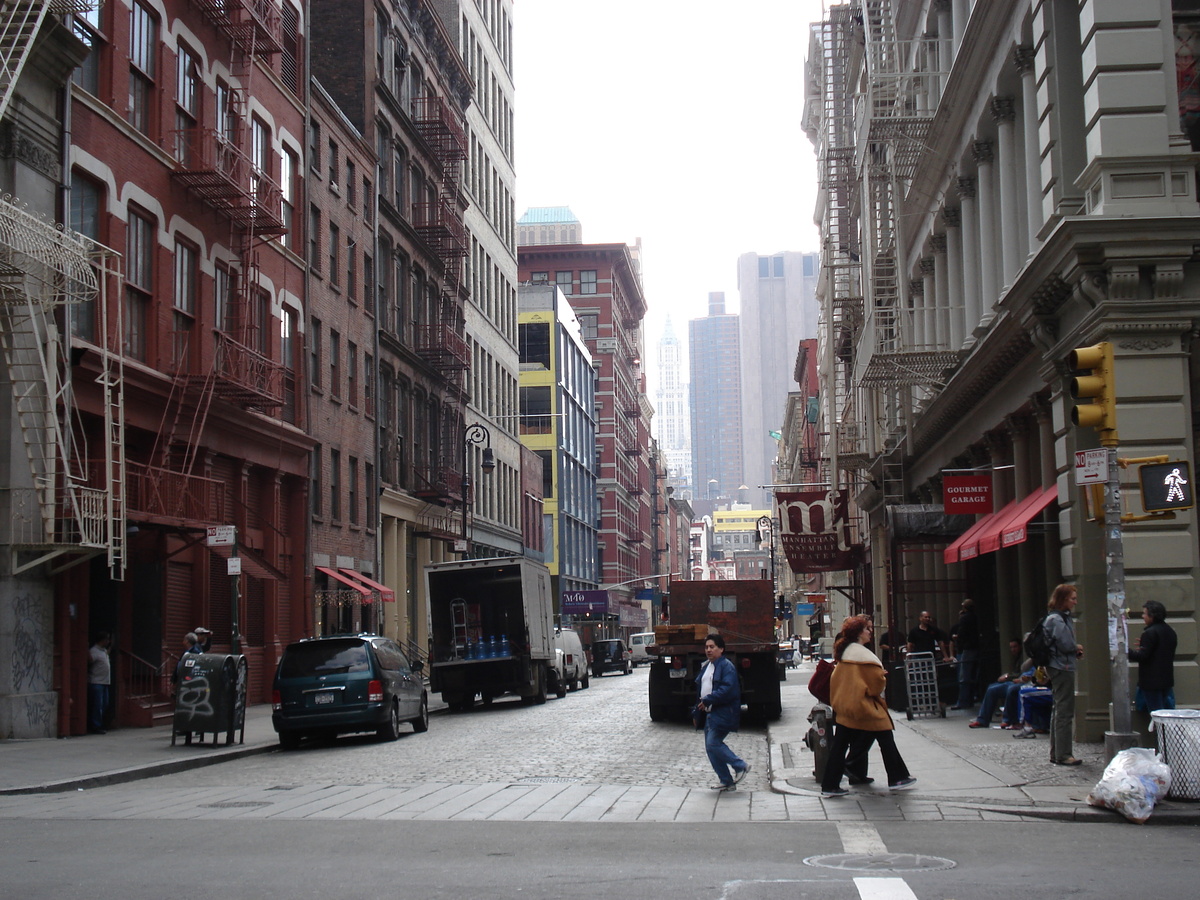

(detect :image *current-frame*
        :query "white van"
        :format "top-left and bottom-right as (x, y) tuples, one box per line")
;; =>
(552, 629), (589, 692)
(629, 632), (656, 667)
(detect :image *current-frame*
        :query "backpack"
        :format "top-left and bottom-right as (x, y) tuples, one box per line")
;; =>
(1023, 614), (1056, 667)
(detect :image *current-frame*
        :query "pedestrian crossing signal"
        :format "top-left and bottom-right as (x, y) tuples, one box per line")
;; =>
(1139, 461), (1194, 512)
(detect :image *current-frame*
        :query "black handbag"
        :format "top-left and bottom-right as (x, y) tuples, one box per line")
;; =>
(692, 703), (707, 730)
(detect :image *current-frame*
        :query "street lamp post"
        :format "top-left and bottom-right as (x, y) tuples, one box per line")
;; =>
(460, 423), (494, 554)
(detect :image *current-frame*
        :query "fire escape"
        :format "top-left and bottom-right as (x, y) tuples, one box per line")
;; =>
(819, 1), (959, 487)
(0, 1), (125, 577)
(411, 94), (470, 507)
(143, 0), (286, 524)
(0, 197), (125, 577)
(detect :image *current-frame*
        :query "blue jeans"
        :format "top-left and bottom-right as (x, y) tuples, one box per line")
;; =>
(704, 723), (746, 785)
(955, 649), (980, 707)
(974, 679), (1020, 725)
(87, 683), (109, 732)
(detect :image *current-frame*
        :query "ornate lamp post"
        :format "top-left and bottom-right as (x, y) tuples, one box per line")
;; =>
(460, 423), (495, 553)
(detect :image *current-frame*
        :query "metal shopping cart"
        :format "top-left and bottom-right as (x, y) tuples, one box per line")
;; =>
(903, 652), (946, 720)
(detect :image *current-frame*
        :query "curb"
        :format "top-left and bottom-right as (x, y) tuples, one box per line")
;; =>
(0, 742), (278, 796)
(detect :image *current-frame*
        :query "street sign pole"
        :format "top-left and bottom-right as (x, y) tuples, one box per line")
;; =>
(1103, 447), (1136, 761)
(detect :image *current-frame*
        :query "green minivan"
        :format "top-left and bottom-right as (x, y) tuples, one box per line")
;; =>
(272, 634), (428, 749)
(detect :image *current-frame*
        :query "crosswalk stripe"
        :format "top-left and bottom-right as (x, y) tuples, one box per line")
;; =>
(854, 877), (920, 900)
(837, 821), (888, 854)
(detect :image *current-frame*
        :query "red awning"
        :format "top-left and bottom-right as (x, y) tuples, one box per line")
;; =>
(338, 568), (396, 603)
(316, 566), (373, 601)
(943, 511), (998, 565)
(958, 498), (1022, 561)
(998, 485), (1058, 550)
(969, 497), (1024, 556)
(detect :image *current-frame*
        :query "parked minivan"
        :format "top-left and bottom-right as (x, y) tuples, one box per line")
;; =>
(551, 628), (589, 694)
(629, 632), (656, 667)
(272, 634), (428, 749)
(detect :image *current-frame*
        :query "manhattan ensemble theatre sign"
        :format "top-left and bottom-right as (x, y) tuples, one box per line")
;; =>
(942, 474), (992, 514)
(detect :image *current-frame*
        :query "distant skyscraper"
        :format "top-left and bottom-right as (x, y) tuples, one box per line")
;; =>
(518, 207), (582, 246)
(689, 293), (743, 517)
(738, 252), (820, 506)
(655, 317), (691, 495)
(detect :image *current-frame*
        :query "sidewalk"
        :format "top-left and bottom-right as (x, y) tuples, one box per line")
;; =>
(769, 666), (1200, 824)
(2, 671), (1197, 824)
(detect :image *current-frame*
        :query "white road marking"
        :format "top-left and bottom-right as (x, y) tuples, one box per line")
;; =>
(837, 821), (888, 854)
(854, 876), (920, 899)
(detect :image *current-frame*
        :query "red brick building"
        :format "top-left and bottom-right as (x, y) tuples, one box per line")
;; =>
(311, 0), (473, 656)
(306, 79), (384, 634)
(62, 1), (312, 732)
(517, 243), (652, 609)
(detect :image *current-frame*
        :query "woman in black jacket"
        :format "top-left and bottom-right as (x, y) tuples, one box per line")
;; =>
(1128, 600), (1178, 713)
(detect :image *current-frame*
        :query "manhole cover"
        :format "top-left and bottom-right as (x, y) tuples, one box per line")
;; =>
(201, 801), (271, 809)
(804, 854), (956, 873)
(514, 777), (581, 785)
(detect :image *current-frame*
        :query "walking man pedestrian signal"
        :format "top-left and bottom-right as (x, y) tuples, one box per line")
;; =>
(1139, 461), (1194, 512)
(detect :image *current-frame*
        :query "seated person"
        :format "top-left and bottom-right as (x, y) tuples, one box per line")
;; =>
(1011, 672), (1053, 738)
(968, 639), (1028, 729)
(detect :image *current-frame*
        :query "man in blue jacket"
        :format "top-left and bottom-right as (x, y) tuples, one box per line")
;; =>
(695, 633), (750, 791)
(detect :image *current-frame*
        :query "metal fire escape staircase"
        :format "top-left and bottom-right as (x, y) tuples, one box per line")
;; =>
(411, 94), (471, 506)
(0, 193), (125, 577)
(851, 0), (959, 459)
(817, 6), (867, 470)
(0, 1), (96, 122)
(145, 0), (285, 523)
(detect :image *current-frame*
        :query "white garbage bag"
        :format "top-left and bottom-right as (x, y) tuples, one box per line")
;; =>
(1086, 747), (1172, 824)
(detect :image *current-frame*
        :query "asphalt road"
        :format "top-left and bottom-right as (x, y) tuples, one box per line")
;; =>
(3, 668), (1199, 898)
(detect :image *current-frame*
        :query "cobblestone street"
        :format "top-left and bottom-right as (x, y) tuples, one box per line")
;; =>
(168, 667), (770, 792)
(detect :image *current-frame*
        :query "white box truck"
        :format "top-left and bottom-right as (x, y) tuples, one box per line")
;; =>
(425, 557), (555, 710)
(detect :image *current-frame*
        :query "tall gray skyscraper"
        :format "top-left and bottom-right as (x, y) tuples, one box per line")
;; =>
(689, 293), (743, 517)
(738, 252), (820, 506)
(654, 317), (690, 495)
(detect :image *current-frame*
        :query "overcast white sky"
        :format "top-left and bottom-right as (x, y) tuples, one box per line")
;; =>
(513, 0), (828, 386)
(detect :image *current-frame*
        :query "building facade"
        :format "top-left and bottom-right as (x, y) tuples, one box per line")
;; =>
(306, 79), (385, 635)
(436, 0), (523, 561)
(59, 0), (313, 733)
(1, 6), (95, 739)
(654, 316), (691, 498)
(517, 205), (581, 247)
(737, 251), (819, 508)
(517, 282), (599, 608)
(312, 0), (474, 657)
(689, 291), (742, 518)
(517, 241), (652, 608)
(806, 0), (1200, 742)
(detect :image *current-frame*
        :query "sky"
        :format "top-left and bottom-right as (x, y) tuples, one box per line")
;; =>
(512, 0), (828, 393)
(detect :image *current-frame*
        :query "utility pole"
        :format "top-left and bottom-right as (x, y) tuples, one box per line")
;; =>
(1068, 341), (1135, 760)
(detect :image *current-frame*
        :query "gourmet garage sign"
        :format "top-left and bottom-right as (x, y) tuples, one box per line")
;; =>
(942, 474), (992, 514)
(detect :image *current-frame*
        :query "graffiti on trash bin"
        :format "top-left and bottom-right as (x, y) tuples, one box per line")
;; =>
(177, 676), (214, 721)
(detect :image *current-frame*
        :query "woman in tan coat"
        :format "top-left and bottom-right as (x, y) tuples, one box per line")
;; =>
(820, 615), (917, 798)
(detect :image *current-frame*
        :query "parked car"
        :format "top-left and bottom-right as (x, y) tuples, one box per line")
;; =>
(590, 638), (632, 677)
(551, 629), (589, 695)
(629, 632), (656, 667)
(272, 634), (428, 749)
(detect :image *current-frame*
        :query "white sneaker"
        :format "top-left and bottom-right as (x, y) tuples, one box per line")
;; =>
(732, 763), (751, 785)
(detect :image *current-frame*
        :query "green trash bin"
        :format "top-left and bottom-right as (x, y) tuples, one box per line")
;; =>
(173, 653), (248, 746)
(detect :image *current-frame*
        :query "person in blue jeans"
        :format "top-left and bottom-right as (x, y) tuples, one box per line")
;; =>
(968, 639), (1028, 728)
(695, 633), (750, 792)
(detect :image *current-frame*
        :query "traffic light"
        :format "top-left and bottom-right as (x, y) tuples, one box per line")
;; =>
(1068, 341), (1118, 446)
